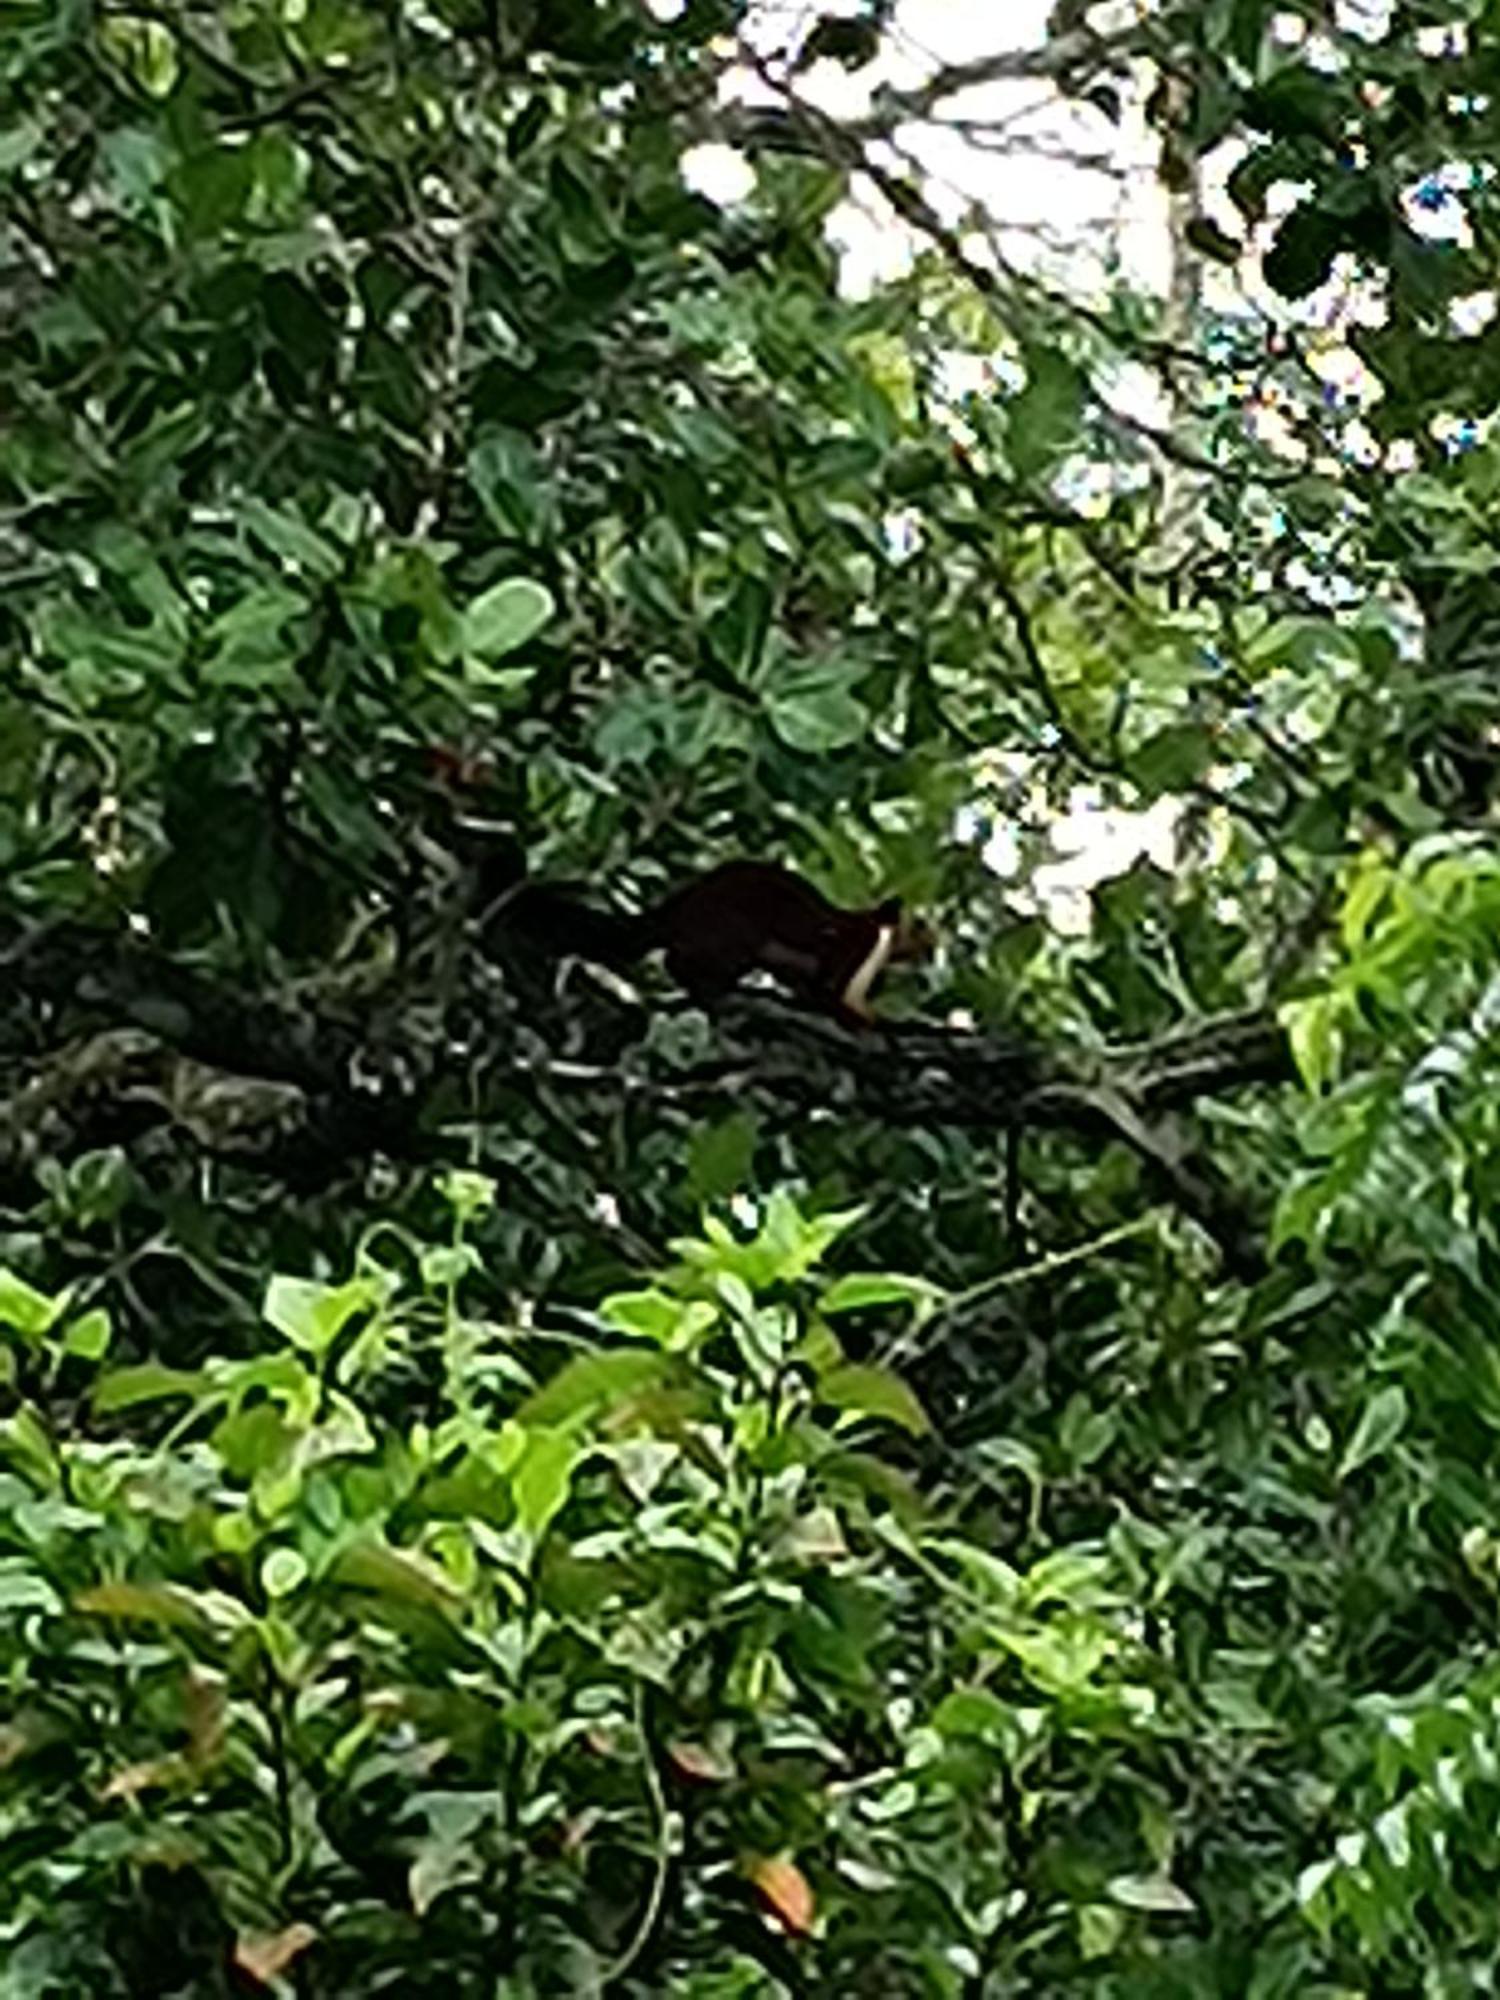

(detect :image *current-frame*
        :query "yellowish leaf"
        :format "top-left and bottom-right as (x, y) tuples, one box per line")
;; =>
(746, 1854), (816, 1937)
(234, 1923), (317, 1986)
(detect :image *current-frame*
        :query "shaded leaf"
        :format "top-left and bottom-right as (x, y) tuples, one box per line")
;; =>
(817, 1363), (930, 1436)
(75, 1580), (216, 1634)
(332, 1540), (464, 1613)
(1339, 1385), (1408, 1479)
(518, 1349), (671, 1427)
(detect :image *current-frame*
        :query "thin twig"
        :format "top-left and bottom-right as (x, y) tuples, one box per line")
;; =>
(601, 1688), (673, 1992)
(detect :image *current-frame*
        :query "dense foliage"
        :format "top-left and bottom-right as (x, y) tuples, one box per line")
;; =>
(6, 0), (1500, 1992)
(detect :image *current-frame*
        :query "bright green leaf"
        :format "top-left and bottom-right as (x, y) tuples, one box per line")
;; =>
(263, 1274), (383, 1358)
(509, 1429), (579, 1545)
(62, 1310), (112, 1363)
(817, 1272), (943, 1318)
(1107, 1873), (1196, 1916)
(0, 1269), (65, 1340)
(462, 578), (556, 663)
(261, 1547), (309, 1598)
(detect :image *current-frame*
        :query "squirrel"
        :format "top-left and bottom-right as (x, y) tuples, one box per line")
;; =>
(500, 859), (932, 1030)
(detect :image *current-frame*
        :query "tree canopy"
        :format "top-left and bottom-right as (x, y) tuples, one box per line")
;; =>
(5, 1), (1500, 1993)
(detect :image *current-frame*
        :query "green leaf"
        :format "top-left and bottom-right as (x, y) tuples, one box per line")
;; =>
(0, 1564), (62, 1615)
(1020, 1546), (1113, 1609)
(1131, 723), (1215, 794)
(99, 14), (180, 97)
(1244, 67), (1338, 142)
(61, 1310), (112, 1363)
(462, 578), (556, 663)
(1107, 1873), (1196, 1916)
(1339, 1385), (1408, 1479)
(510, 1429), (580, 1545)
(1, 1407), (60, 1491)
(467, 429), (556, 535)
(332, 1539), (463, 1613)
(242, 498), (342, 579)
(687, 1112), (760, 1202)
(517, 1349), (671, 1427)
(261, 1547), (308, 1598)
(817, 1363), (930, 1436)
(0, 1269), (65, 1340)
(817, 1272), (942, 1318)
(421, 1244), (481, 1289)
(1185, 215), (1242, 264)
(93, 1362), (210, 1412)
(1341, 878), (1388, 959)
(437, 1169), (498, 1222)
(409, 1841), (484, 1918)
(0, 120), (41, 175)
(765, 670), (868, 754)
(263, 1274), (384, 1358)
(75, 1580), (216, 1633)
(213, 1404), (298, 1485)
(1280, 994), (1344, 1094)
(599, 1289), (717, 1349)
(706, 578), (773, 680)
(1008, 345), (1085, 479)
(932, 1687), (1014, 1742)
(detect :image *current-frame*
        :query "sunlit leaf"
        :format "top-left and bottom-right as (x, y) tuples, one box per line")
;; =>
(1107, 1873), (1196, 1916)
(0, 1268), (65, 1340)
(234, 1924), (318, 1987)
(746, 1854), (816, 1937)
(462, 578), (556, 663)
(509, 1428), (579, 1545)
(61, 1309), (112, 1363)
(263, 1274), (384, 1358)
(816, 1272), (943, 1318)
(261, 1547), (309, 1597)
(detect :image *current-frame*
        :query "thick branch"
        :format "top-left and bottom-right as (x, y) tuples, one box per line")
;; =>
(0, 911), (1288, 1278)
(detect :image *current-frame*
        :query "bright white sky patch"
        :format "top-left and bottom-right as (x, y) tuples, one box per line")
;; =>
(701, 4), (1431, 930)
(682, 142), (757, 206)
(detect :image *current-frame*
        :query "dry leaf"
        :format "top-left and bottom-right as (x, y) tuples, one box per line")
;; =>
(560, 1807), (601, 1855)
(99, 1755), (183, 1801)
(184, 1669), (226, 1768)
(747, 1854), (816, 1938)
(0, 1721), (35, 1769)
(233, 1922), (317, 1986)
(667, 1740), (734, 1785)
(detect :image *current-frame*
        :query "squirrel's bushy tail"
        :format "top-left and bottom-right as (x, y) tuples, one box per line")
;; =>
(498, 885), (650, 967)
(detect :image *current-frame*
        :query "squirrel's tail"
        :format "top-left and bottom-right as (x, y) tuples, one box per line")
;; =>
(498, 884), (651, 968)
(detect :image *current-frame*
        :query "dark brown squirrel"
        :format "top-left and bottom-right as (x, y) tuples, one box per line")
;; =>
(503, 860), (933, 1030)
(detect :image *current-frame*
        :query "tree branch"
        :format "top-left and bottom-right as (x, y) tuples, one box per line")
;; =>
(0, 904), (1289, 1279)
